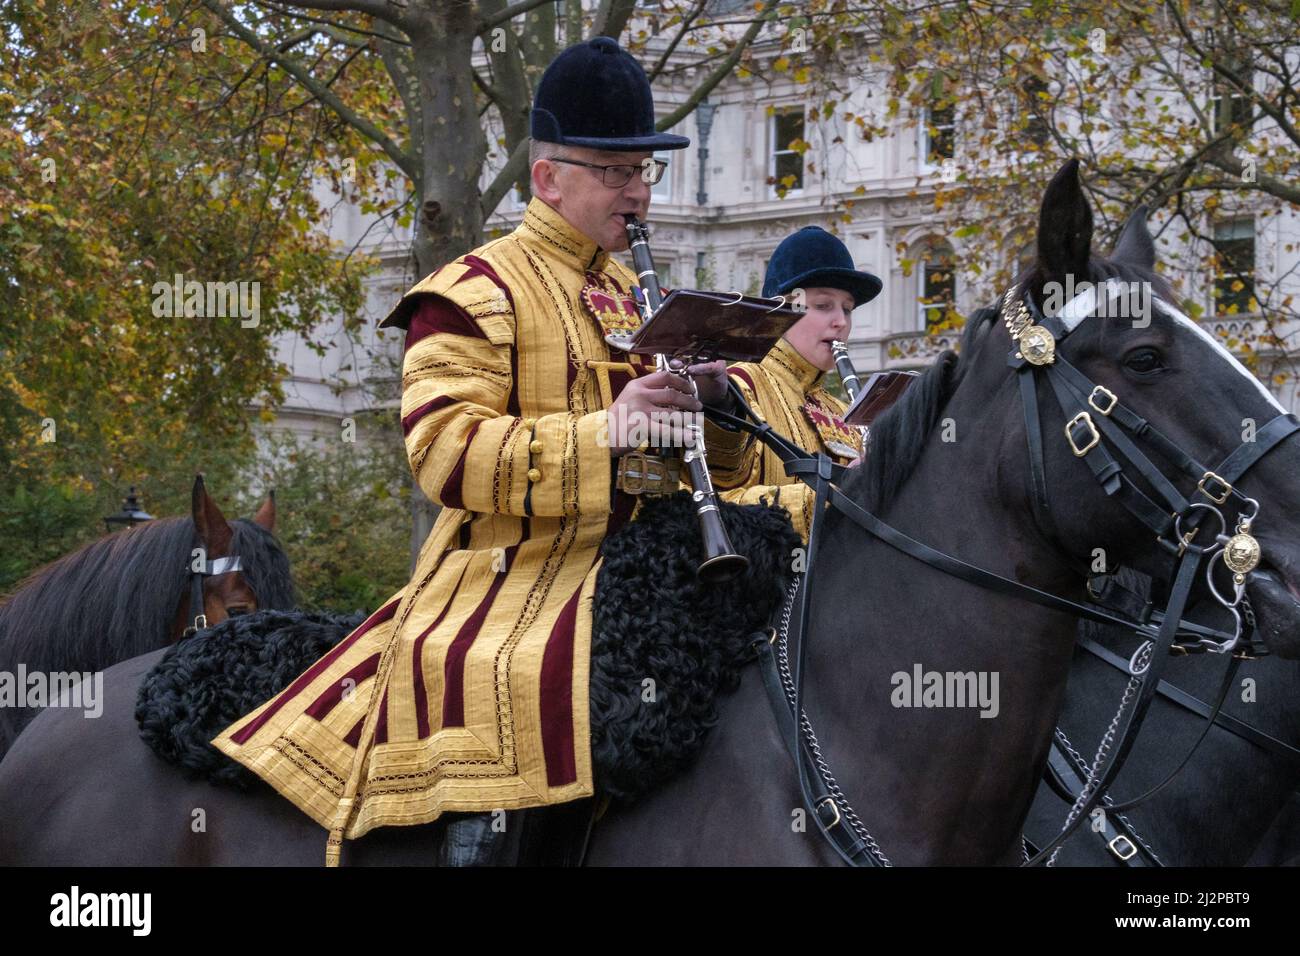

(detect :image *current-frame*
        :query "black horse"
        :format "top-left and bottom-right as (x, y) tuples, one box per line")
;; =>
(1025, 568), (1300, 866)
(0, 475), (294, 758)
(1, 161), (1297, 864)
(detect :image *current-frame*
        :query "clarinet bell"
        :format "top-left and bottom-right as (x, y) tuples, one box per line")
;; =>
(696, 519), (749, 584)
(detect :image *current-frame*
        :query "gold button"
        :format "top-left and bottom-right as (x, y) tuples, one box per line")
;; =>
(522, 418), (536, 428)
(527, 468), (542, 482)
(529, 440), (544, 454)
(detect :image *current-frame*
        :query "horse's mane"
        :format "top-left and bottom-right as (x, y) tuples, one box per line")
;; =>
(0, 515), (296, 700)
(848, 305), (999, 513)
(845, 252), (1176, 515)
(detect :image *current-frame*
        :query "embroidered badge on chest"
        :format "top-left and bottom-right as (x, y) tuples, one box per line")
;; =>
(581, 280), (642, 341)
(803, 398), (863, 460)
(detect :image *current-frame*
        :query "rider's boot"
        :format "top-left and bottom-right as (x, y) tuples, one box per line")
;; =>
(437, 811), (512, 866)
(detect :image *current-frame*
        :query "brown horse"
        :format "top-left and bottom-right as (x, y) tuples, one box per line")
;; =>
(0, 474), (294, 757)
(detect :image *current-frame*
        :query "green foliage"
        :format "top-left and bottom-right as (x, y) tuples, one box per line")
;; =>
(239, 417), (413, 614)
(0, 482), (102, 594)
(1, 413), (415, 614)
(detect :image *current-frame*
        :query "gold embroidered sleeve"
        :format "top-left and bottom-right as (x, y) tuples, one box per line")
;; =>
(400, 297), (611, 518)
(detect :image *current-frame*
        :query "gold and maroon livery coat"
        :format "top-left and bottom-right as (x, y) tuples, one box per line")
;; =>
(212, 199), (654, 853)
(705, 336), (862, 540)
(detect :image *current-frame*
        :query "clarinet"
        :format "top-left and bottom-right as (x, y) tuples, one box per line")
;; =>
(831, 339), (871, 457)
(831, 340), (860, 400)
(624, 216), (748, 583)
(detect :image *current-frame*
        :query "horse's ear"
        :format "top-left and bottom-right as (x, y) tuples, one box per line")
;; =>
(191, 473), (234, 557)
(1111, 204), (1155, 270)
(252, 488), (276, 531)
(1036, 159), (1093, 286)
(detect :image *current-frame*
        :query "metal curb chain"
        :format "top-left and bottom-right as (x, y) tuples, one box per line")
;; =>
(1053, 726), (1164, 865)
(776, 576), (893, 866)
(1047, 656), (1144, 867)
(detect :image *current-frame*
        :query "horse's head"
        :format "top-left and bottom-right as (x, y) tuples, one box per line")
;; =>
(1002, 159), (1300, 657)
(176, 474), (286, 639)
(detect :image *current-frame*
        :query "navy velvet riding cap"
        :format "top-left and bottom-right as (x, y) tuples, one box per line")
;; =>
(530, 37), (690, 152)
(762, 226), (883, 307)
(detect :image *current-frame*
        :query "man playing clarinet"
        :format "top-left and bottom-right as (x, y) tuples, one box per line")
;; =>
(213, 36), (726, 866)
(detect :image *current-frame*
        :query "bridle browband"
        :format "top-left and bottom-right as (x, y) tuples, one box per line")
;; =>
(708, 279), (1300, 867)
(182, 553), (244, 638)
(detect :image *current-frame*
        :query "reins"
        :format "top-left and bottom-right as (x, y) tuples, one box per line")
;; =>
(707, 283), (1300, 867)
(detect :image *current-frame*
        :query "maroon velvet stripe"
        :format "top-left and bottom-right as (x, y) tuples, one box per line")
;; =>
(412, 559), (470, 740)
(373, 689), (390, 745)
(402, 394), (456, 437)
(606, 485), (638, 537)
(461, 254), (515, 312)
(440, 545), (517, 728)
(228, 599), (400, 745)
(439, 419), (483, 510)
(539, 578), (587, 787)
(507, 342), (521, 417)
(304, 653), (381, 721)
(343, 715), (365, 749)
(607, 368), (633, 402)
(407, 295), (485, 346)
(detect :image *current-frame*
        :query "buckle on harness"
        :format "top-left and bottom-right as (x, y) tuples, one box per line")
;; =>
(1107, 834), (1138, 861)
(616, 452), (681, 495)
(1088, 385), (1118, 416)
(1197, 471), (1232, 505)
(1066, 412), (1100, 457)
(816, 796), (843, 829)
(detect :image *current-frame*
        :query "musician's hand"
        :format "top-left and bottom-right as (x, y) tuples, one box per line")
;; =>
(847, 455), (863, 469)
(685, 359), (730, 406)
(605, 368), (702, 456)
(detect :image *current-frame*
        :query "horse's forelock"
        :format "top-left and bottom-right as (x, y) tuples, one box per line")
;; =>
(229, 518), (298, 611)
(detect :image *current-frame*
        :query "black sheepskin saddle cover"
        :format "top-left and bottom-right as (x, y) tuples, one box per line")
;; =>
(137, 493), (799, 799)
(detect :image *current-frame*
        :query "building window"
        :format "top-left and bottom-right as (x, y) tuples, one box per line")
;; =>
(769, 108), (805, 196)
(918, 240), (956, 331)
(921, 100), (955, 166)
(1212, 219), (1256, 316)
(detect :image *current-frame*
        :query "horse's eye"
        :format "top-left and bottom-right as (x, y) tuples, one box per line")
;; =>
(1123, 347), (1163, 374)
(226, 605), (250, 617)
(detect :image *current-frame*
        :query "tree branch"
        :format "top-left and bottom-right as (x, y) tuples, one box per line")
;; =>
(265, 0), (411, 29)
(592, 0), (637, 39)
(480, 137), (528, 218)
(655, 2), (774, 132)
(648, 0), (706, 82)
(478, 0), (558, 34)
(203, 0), (419, 185)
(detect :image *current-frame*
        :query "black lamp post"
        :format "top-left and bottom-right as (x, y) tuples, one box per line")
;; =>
(104, 486), (154, 533)
(695, 98), (717, 207)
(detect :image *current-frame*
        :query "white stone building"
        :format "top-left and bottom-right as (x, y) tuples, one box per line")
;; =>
(265, 18), (1300, 445)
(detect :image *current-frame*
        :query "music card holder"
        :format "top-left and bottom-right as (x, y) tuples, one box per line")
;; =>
(843, 370), (920, 427)
(610, 289), (805, 363)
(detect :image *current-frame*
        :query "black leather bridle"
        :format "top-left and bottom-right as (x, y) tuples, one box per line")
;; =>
(708, 281), (1300, 867)
(181, 553), (244, 638)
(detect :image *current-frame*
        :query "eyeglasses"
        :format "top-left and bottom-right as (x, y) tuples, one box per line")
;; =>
(549, 157), (668, 188)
